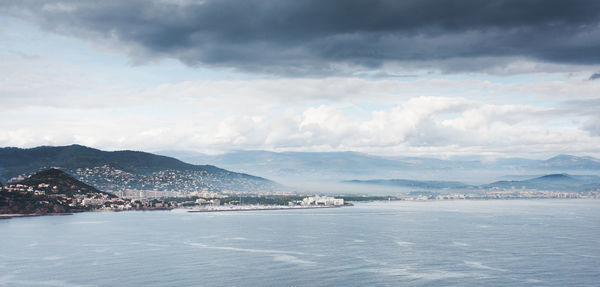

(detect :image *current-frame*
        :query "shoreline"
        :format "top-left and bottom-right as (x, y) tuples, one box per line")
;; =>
(188, 205), (343, 213)
(0, 213), (73, 220)
(2, 198), (597, 219)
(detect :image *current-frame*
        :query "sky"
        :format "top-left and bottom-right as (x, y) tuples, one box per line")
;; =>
(1, 0), (600, 159)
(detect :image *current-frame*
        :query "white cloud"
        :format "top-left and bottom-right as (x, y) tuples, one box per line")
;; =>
(104, 96), (596, 157)
(584, 117), (600, 137)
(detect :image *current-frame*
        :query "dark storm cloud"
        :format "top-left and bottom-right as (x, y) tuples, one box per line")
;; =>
(3, 0), (600, 74)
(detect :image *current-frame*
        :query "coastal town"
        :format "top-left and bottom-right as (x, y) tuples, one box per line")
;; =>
(0, 180), (346, 216)
(0, 169), (348, 216)
(69, 165), (277, 194)
(400, 189), (600, 201)
(2, 166), (600, 219)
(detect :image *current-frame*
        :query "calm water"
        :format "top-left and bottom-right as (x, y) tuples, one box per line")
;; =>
(1, 200), (599, 286)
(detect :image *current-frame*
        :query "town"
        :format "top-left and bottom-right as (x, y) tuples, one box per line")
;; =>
(398, 189), (600, 201)
(3, 168), (599, 217)
(1, 180), (347, 213)
(6, 164), (280, 196)
(0, 169), (348, 215)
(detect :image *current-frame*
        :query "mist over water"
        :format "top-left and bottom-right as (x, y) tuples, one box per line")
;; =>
(1, 200), (599, 286)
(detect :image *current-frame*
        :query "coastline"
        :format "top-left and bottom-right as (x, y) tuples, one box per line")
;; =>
(0, 213), (73, 220)
(2, 198), (597, 219)
(188, 205), (343, 213)
(0, 207), (177, 220)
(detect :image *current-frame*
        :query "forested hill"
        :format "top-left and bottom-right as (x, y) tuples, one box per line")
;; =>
(1, 144), (229, 176)
(1, 168), (114, 214)
(19, 168), (114, 197)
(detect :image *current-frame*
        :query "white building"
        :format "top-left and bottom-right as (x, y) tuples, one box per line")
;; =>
(82, 198), (105, 206)
(301, 195), (344, 206)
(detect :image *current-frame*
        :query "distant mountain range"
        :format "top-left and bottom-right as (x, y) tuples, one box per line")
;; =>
(158, 150), (600, 184)
(345, 174), (600, 193)
(482, 174), (600, 192)
(158, 150), (409, 177)
(0, 145), (278, 194)
(344, 179), (471, 189)
(3, 146), (599, 196)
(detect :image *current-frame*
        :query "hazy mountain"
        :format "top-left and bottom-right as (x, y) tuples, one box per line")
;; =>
(158, 150), (600, 185)
(536, 155), (600, 170)
(157, 150), (415, 182)
(0, 145), (278, 193)
(343, 179), (472, 189)
(484, 174), (600, 192)
(344, 174), (600, 193)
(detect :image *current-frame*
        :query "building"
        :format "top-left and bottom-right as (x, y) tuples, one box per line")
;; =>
(301, 195), (344, 206)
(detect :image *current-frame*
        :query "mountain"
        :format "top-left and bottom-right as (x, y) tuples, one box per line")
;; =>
(484, 174), (600, 192)
(159, 150), (411, 177)
(344, 173), (600, 193)
(536, 155), (600, 170)
(343, 179), (472, 189)
(1, 168), (113, 214)
(1, 144), (224, 177)
(529, 173), (573, 181)
(0, 145), (278, 194)
(157, 150), (454, 184)
(19, 168), (113, 197)
(159, 150), (600, 187)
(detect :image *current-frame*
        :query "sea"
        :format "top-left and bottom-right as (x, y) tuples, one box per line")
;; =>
(1, 199), (599, 287)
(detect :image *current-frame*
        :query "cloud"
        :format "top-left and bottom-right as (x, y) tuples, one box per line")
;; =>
(3, 64), (599, 111)
(565, 99), (600, 136)
(590, 73), (600, 80)
(3, 0), (600, 75)
(1, 30), (599, 157)
(6, 95), (598, 158)
(584, 117), (600, 136)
